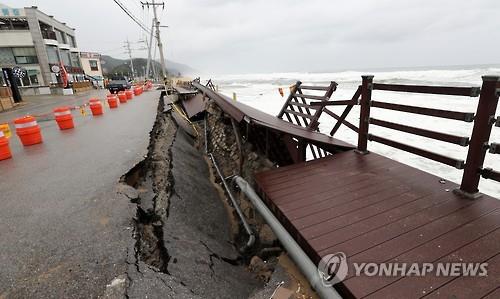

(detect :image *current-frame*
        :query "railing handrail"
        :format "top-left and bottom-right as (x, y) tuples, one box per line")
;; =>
(348, 75), (500, 197)
(371, 101), (475, 122)
(372, 82), (481, 97)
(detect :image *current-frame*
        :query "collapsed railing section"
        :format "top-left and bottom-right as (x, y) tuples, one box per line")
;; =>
(277, 81), (338, 159)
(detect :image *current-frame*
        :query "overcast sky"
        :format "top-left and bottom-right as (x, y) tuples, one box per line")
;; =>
(4, 0), (500, 74)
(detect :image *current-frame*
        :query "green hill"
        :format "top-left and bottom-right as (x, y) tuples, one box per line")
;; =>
(100, 55), (196, 77)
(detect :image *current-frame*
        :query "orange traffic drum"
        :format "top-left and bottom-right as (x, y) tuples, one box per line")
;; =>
(14, 115), (43, 146)
(125, 90), (133, 100)
(107, 95), (119, 109)
(53, 106), (74, 130)
(133, 87), (140, 96)
(0, 130), (12, 160)
(89, 98), (103, 116)
(117, 91), (127, 103)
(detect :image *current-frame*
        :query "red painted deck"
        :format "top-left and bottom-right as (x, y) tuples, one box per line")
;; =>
(255, 150), (500, 299)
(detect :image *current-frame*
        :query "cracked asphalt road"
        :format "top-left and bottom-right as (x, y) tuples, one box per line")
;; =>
(0, 90), (159, 298)
(125, 115), (261, 298)
(163, 129), (260, 297)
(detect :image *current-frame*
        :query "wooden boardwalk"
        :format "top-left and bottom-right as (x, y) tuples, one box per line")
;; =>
(255, 150), (500, 299)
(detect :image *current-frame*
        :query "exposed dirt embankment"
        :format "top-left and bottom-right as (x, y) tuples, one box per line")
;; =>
(116, 97), (262, 298)
(201, 101), (319, 299)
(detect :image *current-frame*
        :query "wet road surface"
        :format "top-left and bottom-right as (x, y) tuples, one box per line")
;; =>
(0, 90), (159, 297)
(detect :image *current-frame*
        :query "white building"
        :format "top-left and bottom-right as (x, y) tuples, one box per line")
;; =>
(80, 51), (104, 87)
(0, 4), (84, 94)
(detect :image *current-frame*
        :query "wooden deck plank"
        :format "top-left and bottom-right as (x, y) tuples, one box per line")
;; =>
(290, 168), (451, 224)
(417, 254), (500, 299)
(344, 210), (500, 298)
(481, 287), (500, 299)
(291, 184), (412, 227)
(258, 152), (388, 187)
(368, 229), (500, 299)
(261, 157), (388, 194)
(319, 197), (499, 260)
(306, 192), (455, 250)
(254, 150), (500, 299)
(257, 150), (377, 179)
(295, 189), (425, 232)
(286, 179), (410, 218)
(280, 174), (380, 210)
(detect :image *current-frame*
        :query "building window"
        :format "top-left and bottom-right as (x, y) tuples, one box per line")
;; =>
(89, 60), (98, 71)
(60, 49), (71, 66)
(26, 70), (40, 86)
(46, 46), (59, 64)
(21, 74), (30, 86)
(29, 74), (39, 85)
(54, 28), (67, 44)
(68, 35), (76, 48)
(70, 52), (80, 67)
(0, 47), (15, 65)
(0, 17), (29, 30)
(12, 69), (40, 87)
(13, 47), (38, 64)
(39, 21), (57, 40)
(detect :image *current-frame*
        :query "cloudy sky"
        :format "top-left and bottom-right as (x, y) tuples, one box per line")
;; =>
(4, 0), (500, 74)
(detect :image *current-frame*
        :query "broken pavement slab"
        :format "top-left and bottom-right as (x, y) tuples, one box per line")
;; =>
(124, 112), (262, 298)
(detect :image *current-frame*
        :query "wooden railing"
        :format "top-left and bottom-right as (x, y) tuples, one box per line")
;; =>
(476, 80), (500, 189)
(311, 75), (500, 197)
(277, 81), (338, 159)
(364, 76), (500, 196)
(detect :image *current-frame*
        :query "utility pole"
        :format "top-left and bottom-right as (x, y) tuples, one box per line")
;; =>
(141, 0), (167, 79)
(145, 19), (154, 79)
(125, 38), (135, 79)
(151, 43), (158, 81)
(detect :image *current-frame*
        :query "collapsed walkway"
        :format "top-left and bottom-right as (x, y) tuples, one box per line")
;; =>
(190, 76), (500, 298)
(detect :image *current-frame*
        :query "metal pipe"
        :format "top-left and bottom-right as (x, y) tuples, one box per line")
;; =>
(230, 118), (243, 175)
(209, 154), (255, 250)
(204, 114), (208, 154)
(232, 176), (342, 299)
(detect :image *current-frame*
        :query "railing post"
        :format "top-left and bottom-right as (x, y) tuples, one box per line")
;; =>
(357, 75), (374, 154)
(277, 81), (301, 119)
(459, 76), (500, 197)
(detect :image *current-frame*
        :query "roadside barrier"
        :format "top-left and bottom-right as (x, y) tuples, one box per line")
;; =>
(0, 88), (149, 161)
(53, 106), (74, 130)
(89, 98), (104, 116)
(0, 123), (11, 138)
(117, 91), (127, 103)
(107, 95), (119, 109)
(0, 130), (12, 160)
(14, 115), (43, 146)
(133, 87), (141, 96)
(125, 90), (134, 100)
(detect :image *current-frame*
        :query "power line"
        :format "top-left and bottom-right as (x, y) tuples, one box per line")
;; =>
(141, 0), (167, 78)
(112, 0), (151, 34)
